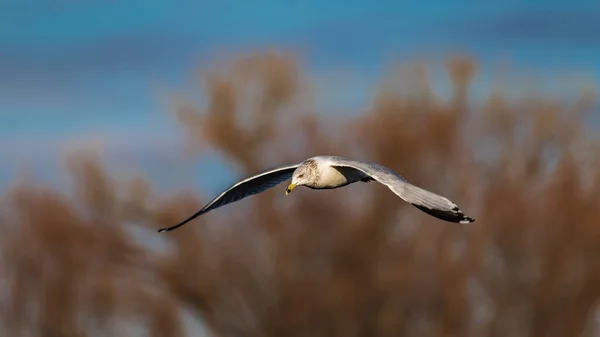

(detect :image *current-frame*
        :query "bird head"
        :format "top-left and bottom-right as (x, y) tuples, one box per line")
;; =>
(286, 162), (316, 195)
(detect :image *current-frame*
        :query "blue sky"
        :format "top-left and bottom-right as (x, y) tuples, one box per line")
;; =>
(1, 0), (599, 194)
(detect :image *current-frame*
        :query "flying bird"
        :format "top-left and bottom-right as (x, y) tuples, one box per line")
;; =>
(157, 156), (475, 233)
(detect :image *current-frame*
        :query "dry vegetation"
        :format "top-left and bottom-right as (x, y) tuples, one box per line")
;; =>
(1, 51), (599, 337)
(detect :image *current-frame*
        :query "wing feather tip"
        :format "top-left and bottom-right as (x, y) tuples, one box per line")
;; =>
(452, 206), (475, 224)
(412, 203), (476, 224)
(451, 206), (475, 223)
(459, 216), (476, 224)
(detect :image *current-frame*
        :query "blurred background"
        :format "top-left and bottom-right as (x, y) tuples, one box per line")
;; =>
(1, 1), (600, 336)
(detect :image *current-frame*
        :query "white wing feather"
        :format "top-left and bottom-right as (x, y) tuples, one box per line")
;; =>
(158, 164), (300, 232)
(327, 156), (475, 224)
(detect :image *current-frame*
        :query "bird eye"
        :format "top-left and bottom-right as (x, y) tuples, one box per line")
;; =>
(298, 174), (304, 178)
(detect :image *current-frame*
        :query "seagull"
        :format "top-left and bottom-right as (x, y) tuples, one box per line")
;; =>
(157, 155), (475, 233)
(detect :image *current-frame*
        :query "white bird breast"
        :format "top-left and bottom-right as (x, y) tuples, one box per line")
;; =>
(319, 165), (355, 188)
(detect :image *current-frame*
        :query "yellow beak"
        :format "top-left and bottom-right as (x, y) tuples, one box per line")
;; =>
(285, 183), (296, 195)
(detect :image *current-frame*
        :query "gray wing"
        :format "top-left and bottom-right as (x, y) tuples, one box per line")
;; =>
(158, 163), (300, 232)
(329, 157), (475, 224)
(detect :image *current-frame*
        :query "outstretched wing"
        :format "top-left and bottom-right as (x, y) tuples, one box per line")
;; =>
(158, 164), (300, 232)
(329, 158), (475, 224)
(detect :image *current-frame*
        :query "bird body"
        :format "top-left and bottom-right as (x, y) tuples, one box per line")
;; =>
(291, 156), (370, 189)
(158, 155), (475, 233)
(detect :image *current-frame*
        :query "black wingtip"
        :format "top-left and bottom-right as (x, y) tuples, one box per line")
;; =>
(412, 203), (476, 224)
(453, 206), (475, 224)
(459, 216), (476, 224)
(157, 210), (203, 233)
